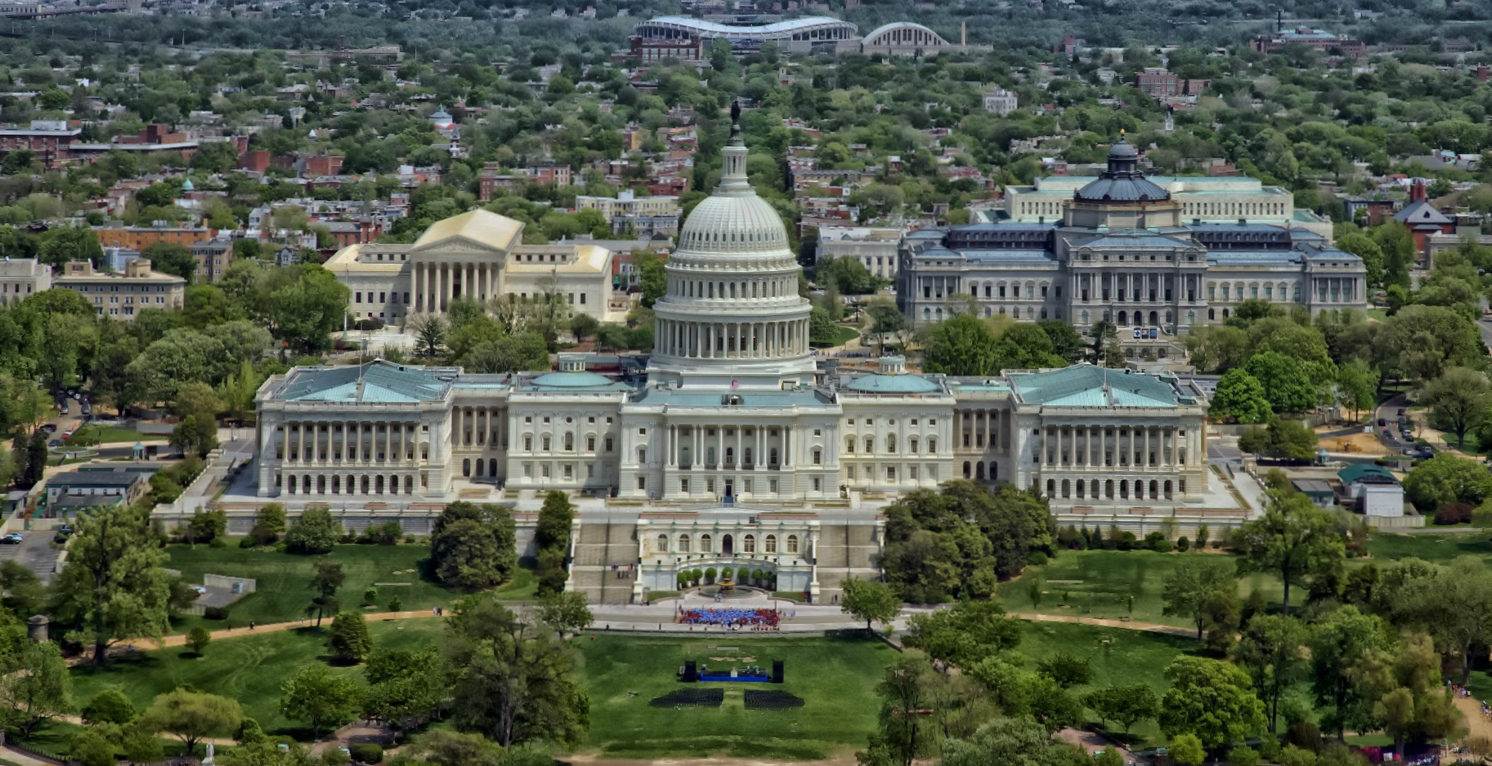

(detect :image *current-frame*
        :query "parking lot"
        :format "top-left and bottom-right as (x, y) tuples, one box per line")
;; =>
(0, 531), (62, 584)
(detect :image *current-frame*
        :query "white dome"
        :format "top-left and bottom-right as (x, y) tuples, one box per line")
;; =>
(677, 193), (792, 255)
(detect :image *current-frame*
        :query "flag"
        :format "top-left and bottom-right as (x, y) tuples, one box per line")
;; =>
(731, 379), (739, 390)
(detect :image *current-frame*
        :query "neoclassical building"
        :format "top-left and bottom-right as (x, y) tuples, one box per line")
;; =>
(326, 210), (629, 327)
(897, 142), (1368, 349)
(244, 121), (1229, 604)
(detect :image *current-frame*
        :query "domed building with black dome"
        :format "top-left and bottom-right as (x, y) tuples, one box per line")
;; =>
(897, 140), (1367, 357)
(240, 121), (1238, 607)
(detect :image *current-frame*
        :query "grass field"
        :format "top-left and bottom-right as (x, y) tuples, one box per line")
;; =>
(1365, 531), (1492, 565)
(165, 543), (536, 633)
(995, 549), (1295, 627)
(71, 619), (443, 738)
(575, 633), (897, 759)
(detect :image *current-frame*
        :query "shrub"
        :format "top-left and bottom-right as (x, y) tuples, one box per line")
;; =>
(1150, 537), (1173, 553)
(751, 568), (764, 585)
(1027, 550), (1049, 566)
(203, 606), (230, 621)
(704, 567), (717, 584)
(363, 586), (379, 605)
(82, 688), (136, 725)
(186, 626), (211, 655)
(1285, 720), (1322, 752)
(349, 744), (383, 764)
(1435, 502), (1474, 525)
(388, 596), (402, 612)
(328, 611), (372, 664)
(1278, 745), (1317, 766)
(736, 567), (750, 583)
(1228, 746), (1261, 766)
(1176, 536), (1191, 551)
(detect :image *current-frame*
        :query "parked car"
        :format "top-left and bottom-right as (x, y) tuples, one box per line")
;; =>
(1, 533), (23, 544)
(38, 424), (55, 433)
(53, 525), (73, 543)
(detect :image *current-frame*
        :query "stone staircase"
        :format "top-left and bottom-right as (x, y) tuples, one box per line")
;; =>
(567, 520), (638, 605)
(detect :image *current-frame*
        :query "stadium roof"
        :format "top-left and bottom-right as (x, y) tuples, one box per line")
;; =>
(638, 15), (856, 39)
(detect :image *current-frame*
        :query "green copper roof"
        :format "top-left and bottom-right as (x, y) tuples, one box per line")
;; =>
(525, 371), (631, 391)
(281, 362), (453, 403)
(1338, 464), (1397, 485)
(1010, 365), (1180, 408)
(844, 373), (940, 394)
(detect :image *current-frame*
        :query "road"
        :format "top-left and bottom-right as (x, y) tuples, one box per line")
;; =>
(0, 529), (61, 583)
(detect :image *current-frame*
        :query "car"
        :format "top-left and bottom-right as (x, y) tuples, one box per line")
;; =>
(1, 533), (23, 544)
(1398, 408), (1407, 416)
(38, 424), (55, 433)
(59, 404), (68, 415)
(1377, 418), (1386, 427)
(47, 439), (60, 448)
(189, 585), (208, 598)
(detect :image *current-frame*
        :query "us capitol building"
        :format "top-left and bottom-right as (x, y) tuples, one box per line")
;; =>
(239, 117), (1234, 604)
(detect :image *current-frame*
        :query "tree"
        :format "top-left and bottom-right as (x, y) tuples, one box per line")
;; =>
(1210, 369), (1272, 424)
(840, 578), (901, 632)
(535, 491), (574, 595)
(904, 600), (1023, 668)
(1310, 605), (1395, 739)
(1235, 614), (1308, 733)
(327, 611), (372, 664)
(70, 724), (120, 766)
(431, 502), (517, 590)
(863, 654), (938, 766)
(285, 508), (339, 554)
(138, 689), (243, 755)
(936, 715), (1090, 766)
(1403, 453), (1492, 512)
(633, 249), (667, 308)
(308, 559), (344, 627)
(1418, 367), (1492, 448)
(279, 665), (359, 740)
(186, 626), (211, 656)
(1170, 733), (1206, 766)
(395, 730), (507, 766)
(1391, 556), (1492, 685)
(1159, 656), (1267, 748)
(1233, 491), (1345, 616)
(361, 649), (444, 739)
(1349, 632), (1460, 758)
(81, 687), (136, 725)
(569, 313), (599, 344)
(443, 595), (590, 747)
(252, 503), (287, 544)
(1162, 557), (1236, 641)
(143, 242), (198, 284)
(1083, 684), (1159, 735)
(407, 313), (448, 357)
(1036, 653), (1091, 688)
(921, 314), (1001, 377)
(1335, 359), (1378, 422)
(0, 640), (71, 736)
(50, 504), (173, 665)
(536, 591), (593, 635)
(171, 414), (219, 458)
(1245, 351), (1316, 413)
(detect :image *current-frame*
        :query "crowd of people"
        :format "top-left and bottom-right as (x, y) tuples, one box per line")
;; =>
(679, 608), (782, 630)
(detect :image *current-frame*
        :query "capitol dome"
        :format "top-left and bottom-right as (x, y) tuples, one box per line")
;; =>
(1075, 139), (1170, 204)
(647, 102), (815, 389)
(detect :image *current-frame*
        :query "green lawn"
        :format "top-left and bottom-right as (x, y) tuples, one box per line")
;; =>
(575, 634), (897, 759)
(1365, 531), (1492, 565)
(811, 326), (860, 348)
(996, 549), (1296, 627)
(71, 620), (443, 739)
(165, 543), (536, 633)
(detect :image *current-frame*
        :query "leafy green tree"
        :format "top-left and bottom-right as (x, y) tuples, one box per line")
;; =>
(0, 640), (71, 736)
(1236, 614), (1308, 733)
(36, 225), (103, 268)
(328, 611), (372, 664)
(1388, 556), (1492, 685)
(937, 715), (1090, 766)
(1035, 653), (1091, 689)
(443, 595), (590, 747)
(535, 491), (574, 595)
(1234, 491), (1345, 615)
(1162, 557), (1236, 641)
(840, 578), (901, 632)
(285, 508), (339, 554)
(81, 687), (135, 725)
(1349, 632), (1460, 759)
(1082, 684), (1159, 735)
(863, 654), (939, 766)
(279, 665), (359, 740)
(1170, 733), (1206, 766)
(143, 242), (198, 284)
(921, 315), (1001, 376)
(361, 649), (444, 740)
(1335, 359), (1378, 422)
(1159, 657), (1267, 748)
(1245, 351), (1316, 413)
(536, 591), (593, 635)
(904, 600), (1023, 668)
(50, 504), (173, 665)
(307, 559), (344, 627)
(1418, 367), (1491, 448)
(1403, 453), (1492, 512)
(1209, 369), (1271, 424)
(253, 503), (287, 543)
(138, 689), (243, 755)
(1310, 605), (1395, 738)
(407, 313), (448, 357)
(632, 249), (667, 308)
(69, 724), (119, 766)
(430, 502), (518, 590)
(186, 627), (211, 656)
(171, 414), (219, 458)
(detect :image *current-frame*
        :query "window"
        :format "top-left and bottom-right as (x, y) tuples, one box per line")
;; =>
(887, 466), (896, 480)
(700, 534), (712, 552)
(787, 535), (799, 553)
(656, 535), (668, 553)
(679, 535), (691, 553)
(744, 535), (756, 553)
(637, 476), (647, 490)
(523, 436), (533, 451)
(765, 535), (777, 553)
(681, 478), (690, 493)
(812, 449), (821, 465)
(541, 435), (551, 451)
(846, 437), (855, 453)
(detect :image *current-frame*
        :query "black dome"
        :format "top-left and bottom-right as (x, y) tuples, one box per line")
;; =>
(1075, 139), (1170, 203)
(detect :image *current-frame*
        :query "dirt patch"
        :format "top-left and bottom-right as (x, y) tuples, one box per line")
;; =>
(1319, 433), (1390, 456)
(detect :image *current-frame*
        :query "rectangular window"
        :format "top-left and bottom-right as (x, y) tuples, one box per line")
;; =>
(681, 479), (689, 493)
(637, 477), (646, 490)
(887, 466), (896, 480)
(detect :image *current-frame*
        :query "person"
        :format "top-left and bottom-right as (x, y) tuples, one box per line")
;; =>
(249, 621), (255, 630)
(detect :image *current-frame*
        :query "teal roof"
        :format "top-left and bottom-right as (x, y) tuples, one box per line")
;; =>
(1338, 464), (1397, 485)
(844, 373), (940, 394)
(280, 362), (453, 403)
(1009, 365), (1181, 408)
(525, 371), (631, 392)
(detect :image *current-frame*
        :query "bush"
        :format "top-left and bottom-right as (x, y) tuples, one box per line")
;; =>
(388, 596), (402, 612)
(363, 586), (379, 605)
(1027, 550), (1049, 566)
(1285, 720), (1322, 752)
(349, 744), (383, 764)
(1278, 745), (1318, 766)
(1150, 538), (1173, 553)
(1228, 746), (1261, 766)
(705, 567), (717, 584)
(1176, 536), (1191, 551)
(203, 606), (230, 621)
(82, 688), (136, 725)
(1435, 502), (1474, 525)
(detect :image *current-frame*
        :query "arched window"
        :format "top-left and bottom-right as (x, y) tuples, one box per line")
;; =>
(523, 436), (533, 451)
(962, 461), (971, 478)
(462, 458), (471, 477)
(864, 437), (874, 453)
(765, 535), (777, 553)
(564, 432), (574, 451)
(541, 435), (551, 451)
(679, 534), (691, 553)
(846, 437), (855, 453)
(927, 438), (937, 454)
(744, 535), (756, 553)
(700, 534), (712, 552)
(886, 435), (896, 453)
(656, 535), (668, 553)
(638, 447), (648, 464)
(786, 535), (799, 554)
(909, 437), (919, 453)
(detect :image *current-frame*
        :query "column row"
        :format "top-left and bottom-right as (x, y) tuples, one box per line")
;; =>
(957, 408), (1010, 453)
(282, 421), (425, 464)
(454, 406), (505, 448)
(413, 261), (499, 314)
(1038, 425), (1193, 469)
(657, 318), (808, 359)
(665, 425), (793, 469)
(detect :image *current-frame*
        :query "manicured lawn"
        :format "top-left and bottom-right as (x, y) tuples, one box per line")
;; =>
(1366, 531), (1492, 565)
(575, 633), (897, 759)
(811, 326), (860, 348)
(996, 549), (1295, 627)
(1014, 621), (1201, 747)
(165, 543), (536, 633)
(71, 619), (443, 738)
(80, 426), (153, 443)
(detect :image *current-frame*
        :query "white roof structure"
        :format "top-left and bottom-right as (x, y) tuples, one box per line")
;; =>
(636, 15), (856, 42)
